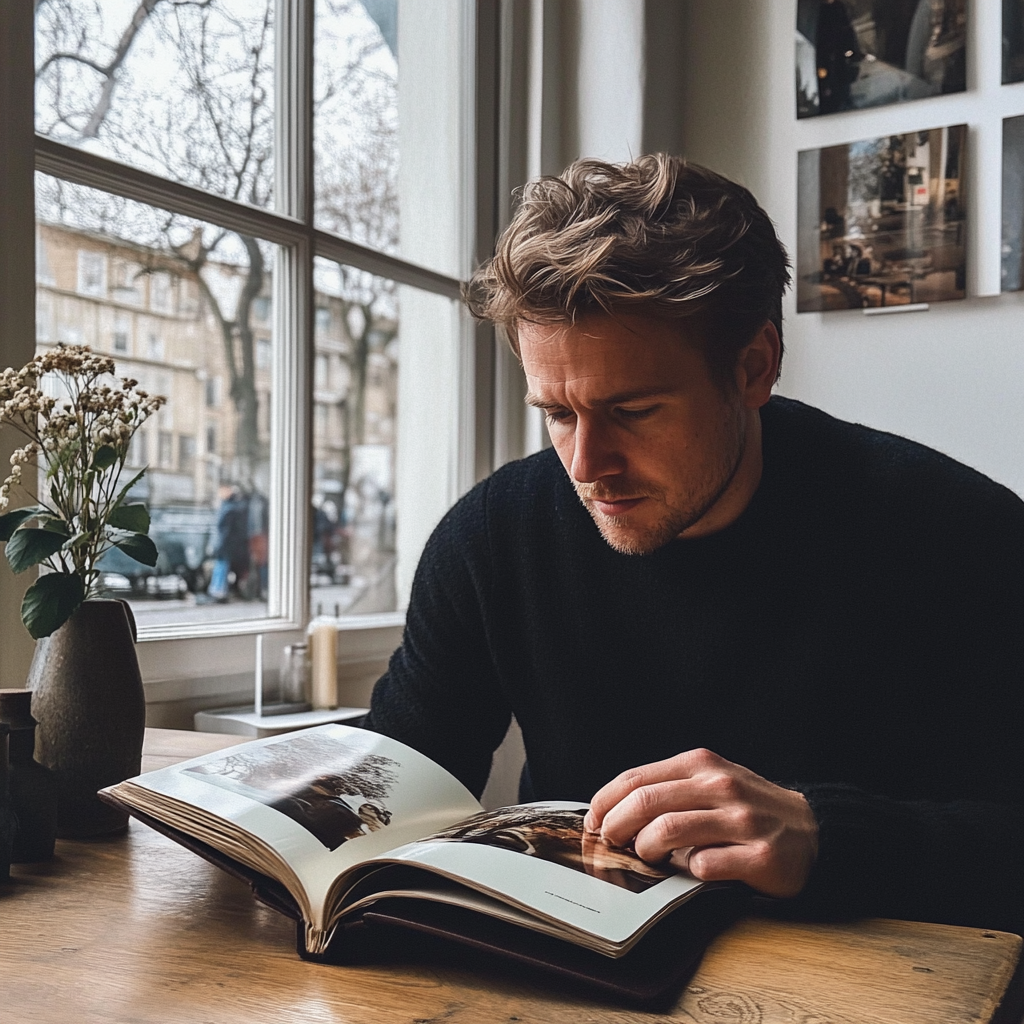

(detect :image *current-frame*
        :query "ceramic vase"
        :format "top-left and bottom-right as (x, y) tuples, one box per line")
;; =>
(27, 599), (145, 838)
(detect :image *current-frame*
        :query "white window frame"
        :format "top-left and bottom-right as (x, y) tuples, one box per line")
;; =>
(0, 0), (495, 699)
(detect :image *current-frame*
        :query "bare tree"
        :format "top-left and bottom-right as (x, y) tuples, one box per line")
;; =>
(35, 0), (398, 494)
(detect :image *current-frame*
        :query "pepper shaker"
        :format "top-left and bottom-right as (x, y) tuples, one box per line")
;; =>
(0, 689), (57, 862)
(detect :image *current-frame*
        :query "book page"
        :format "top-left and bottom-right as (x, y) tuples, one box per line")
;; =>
(354, 802), (703, 948)
(115, 725), (482, 929)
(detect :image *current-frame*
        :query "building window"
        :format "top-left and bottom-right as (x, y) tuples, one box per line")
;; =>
(205, 376), (221, 408)
(113, 312), (131, 354)
(127, 430), (149, 468)
(147, 332), (164, 362)
(36, 293), (54, 342)
(256, 337), (271, 369)
(150, 271), (175, 314)
(76, 251), (106, 297)
(111, 259), (144, 305)
(178, 435), (196, 475)
(157, 431), (174, 469)
(206, 424), (217, 454)
(36, 230), (55, 286)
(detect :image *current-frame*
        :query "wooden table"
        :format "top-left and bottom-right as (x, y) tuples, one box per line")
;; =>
(2, 728), (1021, 1024)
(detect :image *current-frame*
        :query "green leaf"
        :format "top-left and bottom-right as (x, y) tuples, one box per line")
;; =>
(108, 502), (150, 534)
(91, 445), (117, 470)
(40, 518), (71, 535)
(113, 467), (146, 509)
(0, 506), (47, 542)
(114, 532), (158, 567)
(5, 528), (69, 574)
(21, 572), (86, 639)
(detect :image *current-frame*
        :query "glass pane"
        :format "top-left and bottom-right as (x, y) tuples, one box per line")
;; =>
(314, 0), (398, 255)
(35, 1), (274, 207)
(35, 173), (277, 628)
(312, 258), (398, 615)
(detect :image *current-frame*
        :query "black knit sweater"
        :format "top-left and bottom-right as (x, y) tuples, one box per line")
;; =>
(366, 397), (1024, 934)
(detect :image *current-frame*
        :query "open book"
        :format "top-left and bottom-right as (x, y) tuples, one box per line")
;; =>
(102, 725), (744, 999)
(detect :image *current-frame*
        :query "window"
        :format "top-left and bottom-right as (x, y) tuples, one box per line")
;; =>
(150, 271), (175, 314)
(179, 435), (197, 476)
(256, 337), (272, 369)
(11, 1), (480, 693)
(77, 251), (106, 297)
(36, 293), (54, 342)
(128, 430), (149, 469)
(158, 431), (174, 470)
(146, 331), (164, 362)
(111, 259), (144, 305)
(113, 312), (131, 354)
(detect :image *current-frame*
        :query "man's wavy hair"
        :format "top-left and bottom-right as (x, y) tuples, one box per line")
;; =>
(465, 154), (792, 384)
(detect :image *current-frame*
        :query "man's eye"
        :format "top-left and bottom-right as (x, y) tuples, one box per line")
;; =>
(545, 409), (574, 424)
(616, 406), (657, 421)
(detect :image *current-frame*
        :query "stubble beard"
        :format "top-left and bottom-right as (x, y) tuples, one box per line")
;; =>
(574, 410), (748, 556)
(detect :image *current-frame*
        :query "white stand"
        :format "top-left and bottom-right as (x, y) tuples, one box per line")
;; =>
(192, 633), (366, 737)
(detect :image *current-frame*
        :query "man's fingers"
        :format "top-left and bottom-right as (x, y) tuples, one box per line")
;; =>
(597, 780), (707, 847)
(586, 749), (725, 831)
(673, 842), (789, 893)
(630, 809), (751, 864)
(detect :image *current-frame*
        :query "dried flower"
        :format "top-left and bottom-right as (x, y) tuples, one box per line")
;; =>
(0, 344), (166, 638)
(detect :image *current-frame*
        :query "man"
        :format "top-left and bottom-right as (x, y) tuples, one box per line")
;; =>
(365, 155), (1023, 934)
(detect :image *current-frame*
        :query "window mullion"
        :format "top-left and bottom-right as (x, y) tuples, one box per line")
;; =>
(34, 136), (306, 248)
(269, 0), (314, 628)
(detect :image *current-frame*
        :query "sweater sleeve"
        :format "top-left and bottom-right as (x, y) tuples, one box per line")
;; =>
(785, 785), (1024, 936)
(363, 481), (512, 798)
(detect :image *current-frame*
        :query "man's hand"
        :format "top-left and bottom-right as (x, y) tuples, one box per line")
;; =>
(584, 748), (819, 898)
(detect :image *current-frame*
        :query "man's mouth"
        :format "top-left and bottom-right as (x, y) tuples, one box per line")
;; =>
(589, 497), (645, 517)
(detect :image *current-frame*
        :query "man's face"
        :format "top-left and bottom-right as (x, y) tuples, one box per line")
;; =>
(520, 313), (761, 554)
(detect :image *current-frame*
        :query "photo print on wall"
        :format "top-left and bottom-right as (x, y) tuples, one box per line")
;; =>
(1003, 115), (1024, 292)
(1006, 0), (1024, 83)
(797, 124), (967, 312)
(796, 0), (966, 118)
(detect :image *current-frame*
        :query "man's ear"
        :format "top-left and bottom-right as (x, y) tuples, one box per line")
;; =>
(735, 322), (781, 409)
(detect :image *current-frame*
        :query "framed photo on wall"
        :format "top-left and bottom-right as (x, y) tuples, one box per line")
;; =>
(1005, 0), (1024, 83)
(796, 124), (967, 312)
(796, 0), (966, 118)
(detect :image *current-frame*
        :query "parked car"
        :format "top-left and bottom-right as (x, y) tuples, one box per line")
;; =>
(99, 505), (216, 599)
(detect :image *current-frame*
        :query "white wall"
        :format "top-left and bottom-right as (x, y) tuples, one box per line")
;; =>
(675, 0), (1024, 496)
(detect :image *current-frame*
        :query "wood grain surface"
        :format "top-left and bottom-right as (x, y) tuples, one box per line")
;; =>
(2, 729), (1019, 1024)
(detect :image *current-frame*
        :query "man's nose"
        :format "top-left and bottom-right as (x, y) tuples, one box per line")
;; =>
(570, 416), (624, 483)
